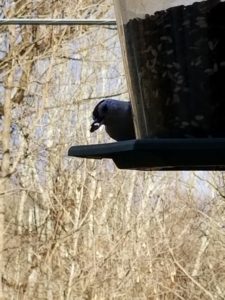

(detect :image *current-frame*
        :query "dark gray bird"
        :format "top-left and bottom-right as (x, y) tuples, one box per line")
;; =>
(90, 99), (136, 141)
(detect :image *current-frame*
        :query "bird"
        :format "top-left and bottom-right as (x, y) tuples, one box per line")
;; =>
(90, 99), (136, 141)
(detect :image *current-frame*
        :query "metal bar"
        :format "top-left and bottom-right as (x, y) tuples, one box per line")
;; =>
(0, 19), (117, 25)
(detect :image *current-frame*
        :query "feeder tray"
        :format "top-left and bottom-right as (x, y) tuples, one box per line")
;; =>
(68, 138), (225, 170)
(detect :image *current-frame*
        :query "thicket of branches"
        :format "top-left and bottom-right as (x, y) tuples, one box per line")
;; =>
(1, 0), (225, 299)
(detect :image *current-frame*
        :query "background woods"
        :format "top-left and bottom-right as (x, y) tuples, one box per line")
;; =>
(0, 0), (225, 299)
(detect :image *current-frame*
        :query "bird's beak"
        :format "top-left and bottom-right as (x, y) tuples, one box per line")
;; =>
(90, 119), (104, 133)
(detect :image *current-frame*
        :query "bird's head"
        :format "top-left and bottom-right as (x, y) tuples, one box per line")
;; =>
(90, 99), (108, 133)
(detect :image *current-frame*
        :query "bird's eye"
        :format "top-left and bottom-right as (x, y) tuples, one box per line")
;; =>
(103, 104), (108, 112)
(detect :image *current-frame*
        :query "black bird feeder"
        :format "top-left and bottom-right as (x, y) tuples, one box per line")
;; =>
(68, 0), (225, 170)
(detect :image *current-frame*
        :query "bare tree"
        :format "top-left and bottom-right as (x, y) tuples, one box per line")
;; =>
(1, 0), (225, 299)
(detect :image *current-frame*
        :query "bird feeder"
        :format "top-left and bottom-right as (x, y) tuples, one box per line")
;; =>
(68, 0), (225, 170)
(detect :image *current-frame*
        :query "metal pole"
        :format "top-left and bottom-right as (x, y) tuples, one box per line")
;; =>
(0, 19), (117, 25)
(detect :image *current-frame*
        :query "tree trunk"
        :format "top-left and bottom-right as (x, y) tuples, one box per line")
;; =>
(0, 60), (14, 300)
